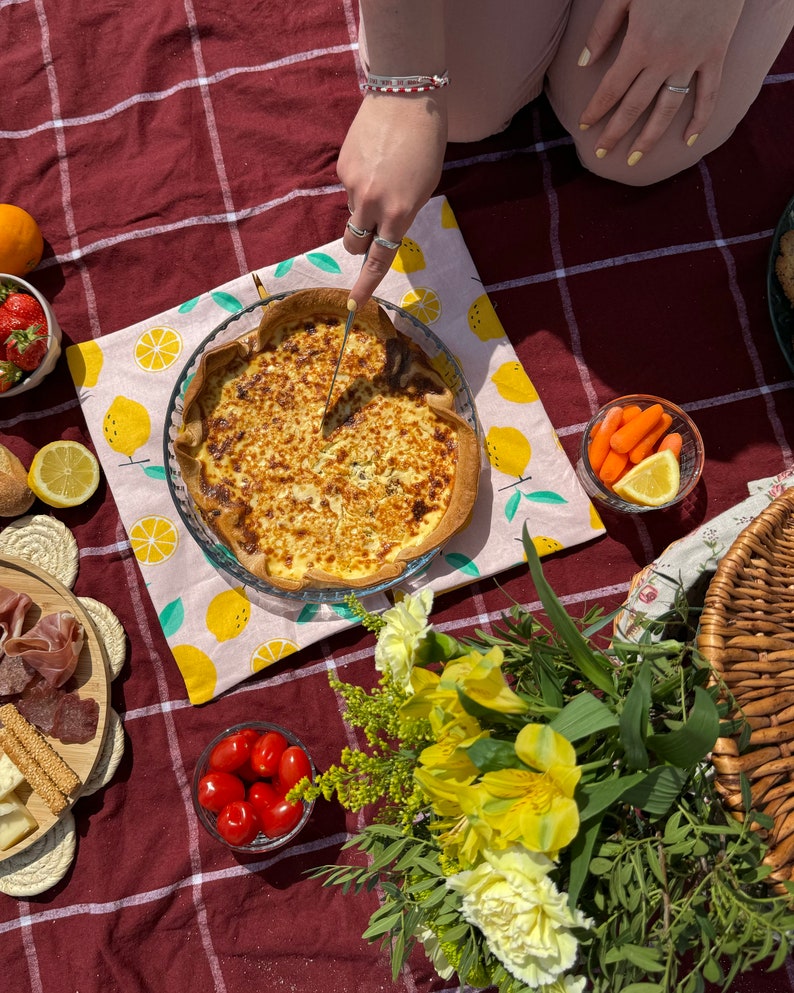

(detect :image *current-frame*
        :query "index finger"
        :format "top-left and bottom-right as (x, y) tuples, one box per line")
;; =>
(348, 238), (402, 309)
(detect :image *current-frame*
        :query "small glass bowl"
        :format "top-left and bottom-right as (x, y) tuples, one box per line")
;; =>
(576, 394), (704, 514)
(0, 273), (62, 397)
(192, 721), (315, 854)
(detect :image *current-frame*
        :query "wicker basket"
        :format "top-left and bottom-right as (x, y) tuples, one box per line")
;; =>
(697, 487), (794, 893)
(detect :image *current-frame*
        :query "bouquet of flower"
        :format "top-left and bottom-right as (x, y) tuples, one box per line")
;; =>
(297, 526), (794, 993)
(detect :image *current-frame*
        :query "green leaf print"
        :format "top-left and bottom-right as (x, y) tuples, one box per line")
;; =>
(332, 602), (358, 621)
(274, 258), (294, 277)
(505, 489), (522, 522)
(159, 598), (185, 637)
(523, 490), (568, 505)
(210, 290), (244, 313)
(297, 603), (319, 624)
(444, 552), (480, 577)
(178, 296), (201, 313)
(144, 465), (167, 481)
(306, 252), (342, 274)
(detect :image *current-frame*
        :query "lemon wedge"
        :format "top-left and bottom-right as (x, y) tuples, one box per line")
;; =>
(28, 440), (101, 508)
(612, 449), (680, 507)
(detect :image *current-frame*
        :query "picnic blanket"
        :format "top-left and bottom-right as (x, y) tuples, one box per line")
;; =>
(1, 2), (793, 992)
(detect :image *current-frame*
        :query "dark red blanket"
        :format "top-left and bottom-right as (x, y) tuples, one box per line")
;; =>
(1, 2), (793, 991)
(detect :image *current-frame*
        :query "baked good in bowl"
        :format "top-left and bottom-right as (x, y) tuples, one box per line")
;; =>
(173, 288), (479, 592)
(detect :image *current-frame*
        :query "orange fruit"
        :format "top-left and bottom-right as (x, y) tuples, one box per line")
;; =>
(0, 205), (44, 277)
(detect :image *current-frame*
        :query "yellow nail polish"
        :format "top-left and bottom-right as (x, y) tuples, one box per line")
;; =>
(686, 132), (699, 148)
(595, 147), (607, 159)
(627, 150), (643, 167)
(577, 47), (591, 67)
(579, 122), (590, 131)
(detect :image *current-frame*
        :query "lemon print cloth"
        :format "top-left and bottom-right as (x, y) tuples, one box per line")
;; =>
(69, 195), (603, 704)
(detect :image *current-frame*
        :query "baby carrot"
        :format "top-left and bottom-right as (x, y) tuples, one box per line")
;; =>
(599, 448), (629, 485)
(628, 412), (673, 464)
(658, 431), (683, 459)
(609, 403), (664, 454)
(620, 404), (642, 424)
(587, 405), (623, 472)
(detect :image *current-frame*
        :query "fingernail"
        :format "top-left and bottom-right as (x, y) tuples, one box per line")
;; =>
(627, 150), (643, 167)
(595, 147), (607, 160)
(578, 47), (591, 67)
(686, 132), (699, 148)
(579, 122), (590, 131)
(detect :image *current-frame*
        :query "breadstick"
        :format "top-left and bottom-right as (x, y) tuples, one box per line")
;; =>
(0, 730), (68, 815)
(0, 704), (80, 796)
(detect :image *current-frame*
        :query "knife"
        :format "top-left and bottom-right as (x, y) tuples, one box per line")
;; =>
(321, 297), (357, 426)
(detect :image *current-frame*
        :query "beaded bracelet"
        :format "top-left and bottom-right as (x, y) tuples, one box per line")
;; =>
(361, 72), (450, 94)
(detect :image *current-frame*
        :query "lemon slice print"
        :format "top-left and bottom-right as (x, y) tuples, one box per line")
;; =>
(251, 639), (299, 673)
(491, 361), (538, 403)
(441, 200), (458, 229)
(391, 238), (426, 274)
(129, 515), (179, 564)
(27, 441), (101, 508)
(206, 586), (250, 641)
(467, 294), (505, 341)
(66, 340), (104, 388)
(134, 326), (183, 372)
(400, 287), (441, 325)
(172, 644), (217, 704)
(530, 535), (565, 557)
(612, 450), (680, 507)
(103, 396), (152, 463)
(485, 426), (531, 479)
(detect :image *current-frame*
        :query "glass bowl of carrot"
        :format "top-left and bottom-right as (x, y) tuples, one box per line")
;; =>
(576, 394), (704, 513)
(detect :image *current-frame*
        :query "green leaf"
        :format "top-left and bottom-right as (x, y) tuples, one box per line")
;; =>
(143, 465), (166, 480)
(444, 552), (480, 576)
(522, 490), (568, 505)
(465, 737), (519, 773)
(274, 258), (294, 277)
(210, 290), (244, 313)
(306, 251), (342, 274)
(505, 489), (522, 522)
(646, 686), (719, 767)
(522, 523), (617, 697)
(297, 603), (319, 624)
(620, 765), (689, 816)
(619, 659), (653, 770)
(159, 598), (184, 637)
(576, 771), (647, 822)
(604, 943), (665, 972)
(177, 295), (201, 313)
(550, 692), (619, 742)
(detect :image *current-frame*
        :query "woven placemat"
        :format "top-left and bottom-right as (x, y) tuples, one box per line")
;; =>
(697, 488), (794, 893)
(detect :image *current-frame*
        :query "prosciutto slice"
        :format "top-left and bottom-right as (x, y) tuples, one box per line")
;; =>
(4, 611), (84, 688)
(0, 585), (33, 653)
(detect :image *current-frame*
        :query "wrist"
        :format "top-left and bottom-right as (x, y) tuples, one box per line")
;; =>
(361, 72), (450, 95)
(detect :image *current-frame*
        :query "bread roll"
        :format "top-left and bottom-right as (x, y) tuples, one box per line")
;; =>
(0, 443), (35, 517)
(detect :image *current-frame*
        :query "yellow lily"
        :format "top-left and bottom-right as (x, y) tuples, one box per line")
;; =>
(441, 646), (529, 715)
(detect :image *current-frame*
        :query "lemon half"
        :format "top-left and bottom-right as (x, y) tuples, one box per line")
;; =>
(612, 449), (681, 507)
(28, 441), (101, 508)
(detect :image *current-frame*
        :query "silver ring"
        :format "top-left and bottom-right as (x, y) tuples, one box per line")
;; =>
(666, 84), (690, 94)
(347, 202), (354, 214)
(346, 220), (372, 238)
(373, 235), (402, 251)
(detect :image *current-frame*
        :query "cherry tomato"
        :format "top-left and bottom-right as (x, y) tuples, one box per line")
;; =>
(260, 797), (304, 839)
(246, 780), (282, 820)
(216, 800), (260, 846)
(208, 732), (252, 773)
(278, 745), (312, 792)
(250, 730), (288, 778)
(197, 771), (245, 813)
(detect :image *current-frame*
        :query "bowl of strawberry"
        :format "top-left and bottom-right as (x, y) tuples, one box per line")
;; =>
(0, 274), (62, 397)
(192, 721), (315, 853)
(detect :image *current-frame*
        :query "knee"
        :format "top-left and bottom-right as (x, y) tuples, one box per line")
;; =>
(571, 132), (712, 188)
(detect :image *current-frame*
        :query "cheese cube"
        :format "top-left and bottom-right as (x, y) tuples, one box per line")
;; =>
(0, 752), (25, 801)
(0, 791), (38, 851)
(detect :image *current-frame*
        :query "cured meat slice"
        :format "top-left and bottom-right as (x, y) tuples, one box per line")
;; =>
(0, 585), (33, 652)
(4, 612), (84, 689)
(0, 655), (37, 697)
(16, 677), (62, 736)
(51, 692), (99, 744)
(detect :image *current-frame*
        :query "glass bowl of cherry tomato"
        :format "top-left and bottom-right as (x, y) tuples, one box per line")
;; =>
(0, 274), (62, 398)
(192, 721), (315, 853)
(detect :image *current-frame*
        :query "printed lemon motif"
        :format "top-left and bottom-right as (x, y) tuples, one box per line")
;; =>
(173, 644), (217, 704)
(485, 426), (531, 478)
(531, 535), (565, 557)
(467, 294), (505, 341)
(589, 502), (604, 530)
(391, 238), (426, 274)
(491, 361), (538, 403)
(103, 396), (151, 461)
(134, 326), (183, 372)
(251, 639), (299, 673)
(66, 340), (104, 388)
(400, 287), (441, 325)
(441, 200), (458, 229)
(129, 515), (178, 565)
(206, 586), (250, 642)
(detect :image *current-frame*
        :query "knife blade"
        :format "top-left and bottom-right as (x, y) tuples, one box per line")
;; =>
(321, 297), (357, 426)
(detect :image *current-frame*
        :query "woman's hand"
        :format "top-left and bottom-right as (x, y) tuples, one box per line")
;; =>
(578, 0), (745, 164)
(338, 90), (447, 307)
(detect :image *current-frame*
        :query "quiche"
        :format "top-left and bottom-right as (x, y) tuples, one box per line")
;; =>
(173, 288), (480, 591)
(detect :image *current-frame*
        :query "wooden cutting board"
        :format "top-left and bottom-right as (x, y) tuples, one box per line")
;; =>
(0, 555), (110, 862)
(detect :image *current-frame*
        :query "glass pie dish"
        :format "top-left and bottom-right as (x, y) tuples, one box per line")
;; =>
(163, 289), (480, 604)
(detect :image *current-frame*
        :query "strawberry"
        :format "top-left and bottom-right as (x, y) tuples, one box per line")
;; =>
(4, 324), (48, 371)
(0, 361), (24, 393)
(0, 288), (47, 330)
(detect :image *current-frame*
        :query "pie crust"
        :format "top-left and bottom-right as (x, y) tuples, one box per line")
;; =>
(173, 288), (480, 591)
